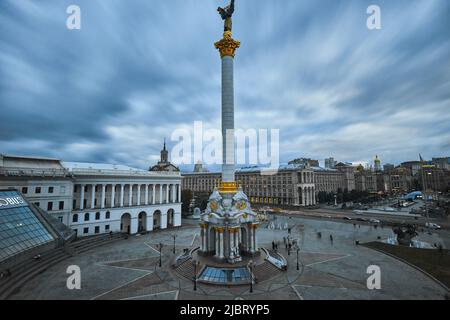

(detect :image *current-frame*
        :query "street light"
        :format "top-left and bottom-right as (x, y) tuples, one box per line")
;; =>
(172, 234), (177, 254)
(192, 260), (199, 291)
(158, 242), (163, 267)
(248, 260), (254, 293)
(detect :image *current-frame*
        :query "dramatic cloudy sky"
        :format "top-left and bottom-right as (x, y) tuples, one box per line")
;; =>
(1, 0), (449, 170)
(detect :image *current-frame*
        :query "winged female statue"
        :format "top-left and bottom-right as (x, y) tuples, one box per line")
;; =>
(217, 0), (235, 32)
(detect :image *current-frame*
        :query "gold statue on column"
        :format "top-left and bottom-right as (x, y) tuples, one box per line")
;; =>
(217, 0), (235, 32)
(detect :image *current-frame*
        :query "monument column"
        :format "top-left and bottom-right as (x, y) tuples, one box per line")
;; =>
(215, 30), (240, 193)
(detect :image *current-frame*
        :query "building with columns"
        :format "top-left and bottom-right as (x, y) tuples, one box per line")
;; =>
(0, 153), (182, 237)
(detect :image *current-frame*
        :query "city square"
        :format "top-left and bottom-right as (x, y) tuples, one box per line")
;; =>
(1, 0), (450, 306)
(7, 216), (449, 300)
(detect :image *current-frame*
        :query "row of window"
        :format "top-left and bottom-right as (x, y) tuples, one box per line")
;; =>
(33, 201), (65, 211)
(72, 211), (111, 223)
(73, 224), (110, 235)
(21, 186), (64, 195)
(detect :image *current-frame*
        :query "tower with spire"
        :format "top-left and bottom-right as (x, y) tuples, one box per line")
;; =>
(374, 155), (382, 172)
(149, 139), (179, 172)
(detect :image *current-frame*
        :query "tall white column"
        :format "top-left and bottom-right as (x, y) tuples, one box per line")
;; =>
(101, 184), (106, 209)
(120, 184), (124, 207)
(159, 185), (162, 204)
(80, 184), (85, 210)
(178, 184), (181, 203)
(137, 184), (141, 206)
(215, 229), (219, 256)
(152, 185), (156, 205)
(172, 184), (176, 203)
(111, 184), (116, 208)
(165, 184), (169, 203)
(145, 184), (149, 205)
(90, 184), (96, 209)
(219, 230), (224, 259)
(128, 184), (133, 206)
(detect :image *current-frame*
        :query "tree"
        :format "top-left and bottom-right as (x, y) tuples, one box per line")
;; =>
(181, 189), (193, 214)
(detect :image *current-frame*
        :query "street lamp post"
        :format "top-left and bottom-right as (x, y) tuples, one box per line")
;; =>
(296, 247), (300, 270)
(158, 242), (163, 267)
(172, 234), (177, 254)
(248, 260), (254, 293)
(193, 260), (199, 291)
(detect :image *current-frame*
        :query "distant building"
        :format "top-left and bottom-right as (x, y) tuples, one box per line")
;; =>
(288, 158), (319, 167)
(432, 157), (450, 170)
(389, 167), (412, 193)
(374, 155), (382, 172)
(401, 161), (423, 176)
(183, 164), (317, 206)
(324, 157), (337, 169)
(383, 163), (395, 173)
(420, 166), (447, 192)
(335, 162), (356, 191)
(193, 162), (209, 173)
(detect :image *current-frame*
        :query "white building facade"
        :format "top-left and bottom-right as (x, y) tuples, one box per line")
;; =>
(0, 155), (182, 237)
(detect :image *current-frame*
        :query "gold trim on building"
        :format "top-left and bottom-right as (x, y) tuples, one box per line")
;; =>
(218, 181), (238, 193)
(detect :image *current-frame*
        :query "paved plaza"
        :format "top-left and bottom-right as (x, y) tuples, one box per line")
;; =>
(9, 217), (449, 300)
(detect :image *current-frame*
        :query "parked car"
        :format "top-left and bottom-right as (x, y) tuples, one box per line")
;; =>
(369, 218), (381, 224)
(343, 216), (352, 220)
(425, 222), (441, 230)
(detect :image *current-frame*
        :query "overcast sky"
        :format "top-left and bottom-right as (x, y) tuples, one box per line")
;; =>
(1, 0), (449, 170)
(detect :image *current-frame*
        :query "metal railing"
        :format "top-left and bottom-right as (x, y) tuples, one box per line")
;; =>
(0, 167), (69, 177)
(69, 168), (181, 177)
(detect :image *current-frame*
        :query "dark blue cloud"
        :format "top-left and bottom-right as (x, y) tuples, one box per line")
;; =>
(0, 0), (449, 169)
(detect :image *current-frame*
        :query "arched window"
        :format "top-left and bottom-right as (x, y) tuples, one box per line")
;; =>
(72, 214), (78, 223)
(84, 213), (90, 221)
(95, 212), (100, 220)
(105, 211), (110, 219)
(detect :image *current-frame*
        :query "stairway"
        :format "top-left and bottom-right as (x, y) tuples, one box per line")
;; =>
(174, 258), (195, 280)
(253, 261), (281, 282)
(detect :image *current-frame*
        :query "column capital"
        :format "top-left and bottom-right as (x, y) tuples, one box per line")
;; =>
(214, 31), (240, 58)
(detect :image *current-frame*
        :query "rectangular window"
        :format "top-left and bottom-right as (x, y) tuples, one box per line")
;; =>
(34, 202), (40, 207)
(95, 226), (100, 234)
(83, 227), (89, 234)
(48, 187), (54, 194)
(74, 186), (78, 193)
(58, 216), (63, 222)
(47, 202), (53, 211)
(35, 187), (41, 194)
(105, 225), (110, 231)
(59, 201), (64, 210)
(73, 199), (76, 210)
(22, 187), (28, 194)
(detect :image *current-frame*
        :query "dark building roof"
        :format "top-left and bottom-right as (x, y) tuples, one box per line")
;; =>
(0, 190), (75, 263)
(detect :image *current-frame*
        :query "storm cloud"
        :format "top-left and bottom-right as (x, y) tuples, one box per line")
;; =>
(0, 0), (449, 169)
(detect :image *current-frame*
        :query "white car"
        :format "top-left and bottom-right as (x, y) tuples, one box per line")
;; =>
(370, 218), (380, 224)
(425, 222), (441, 230)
